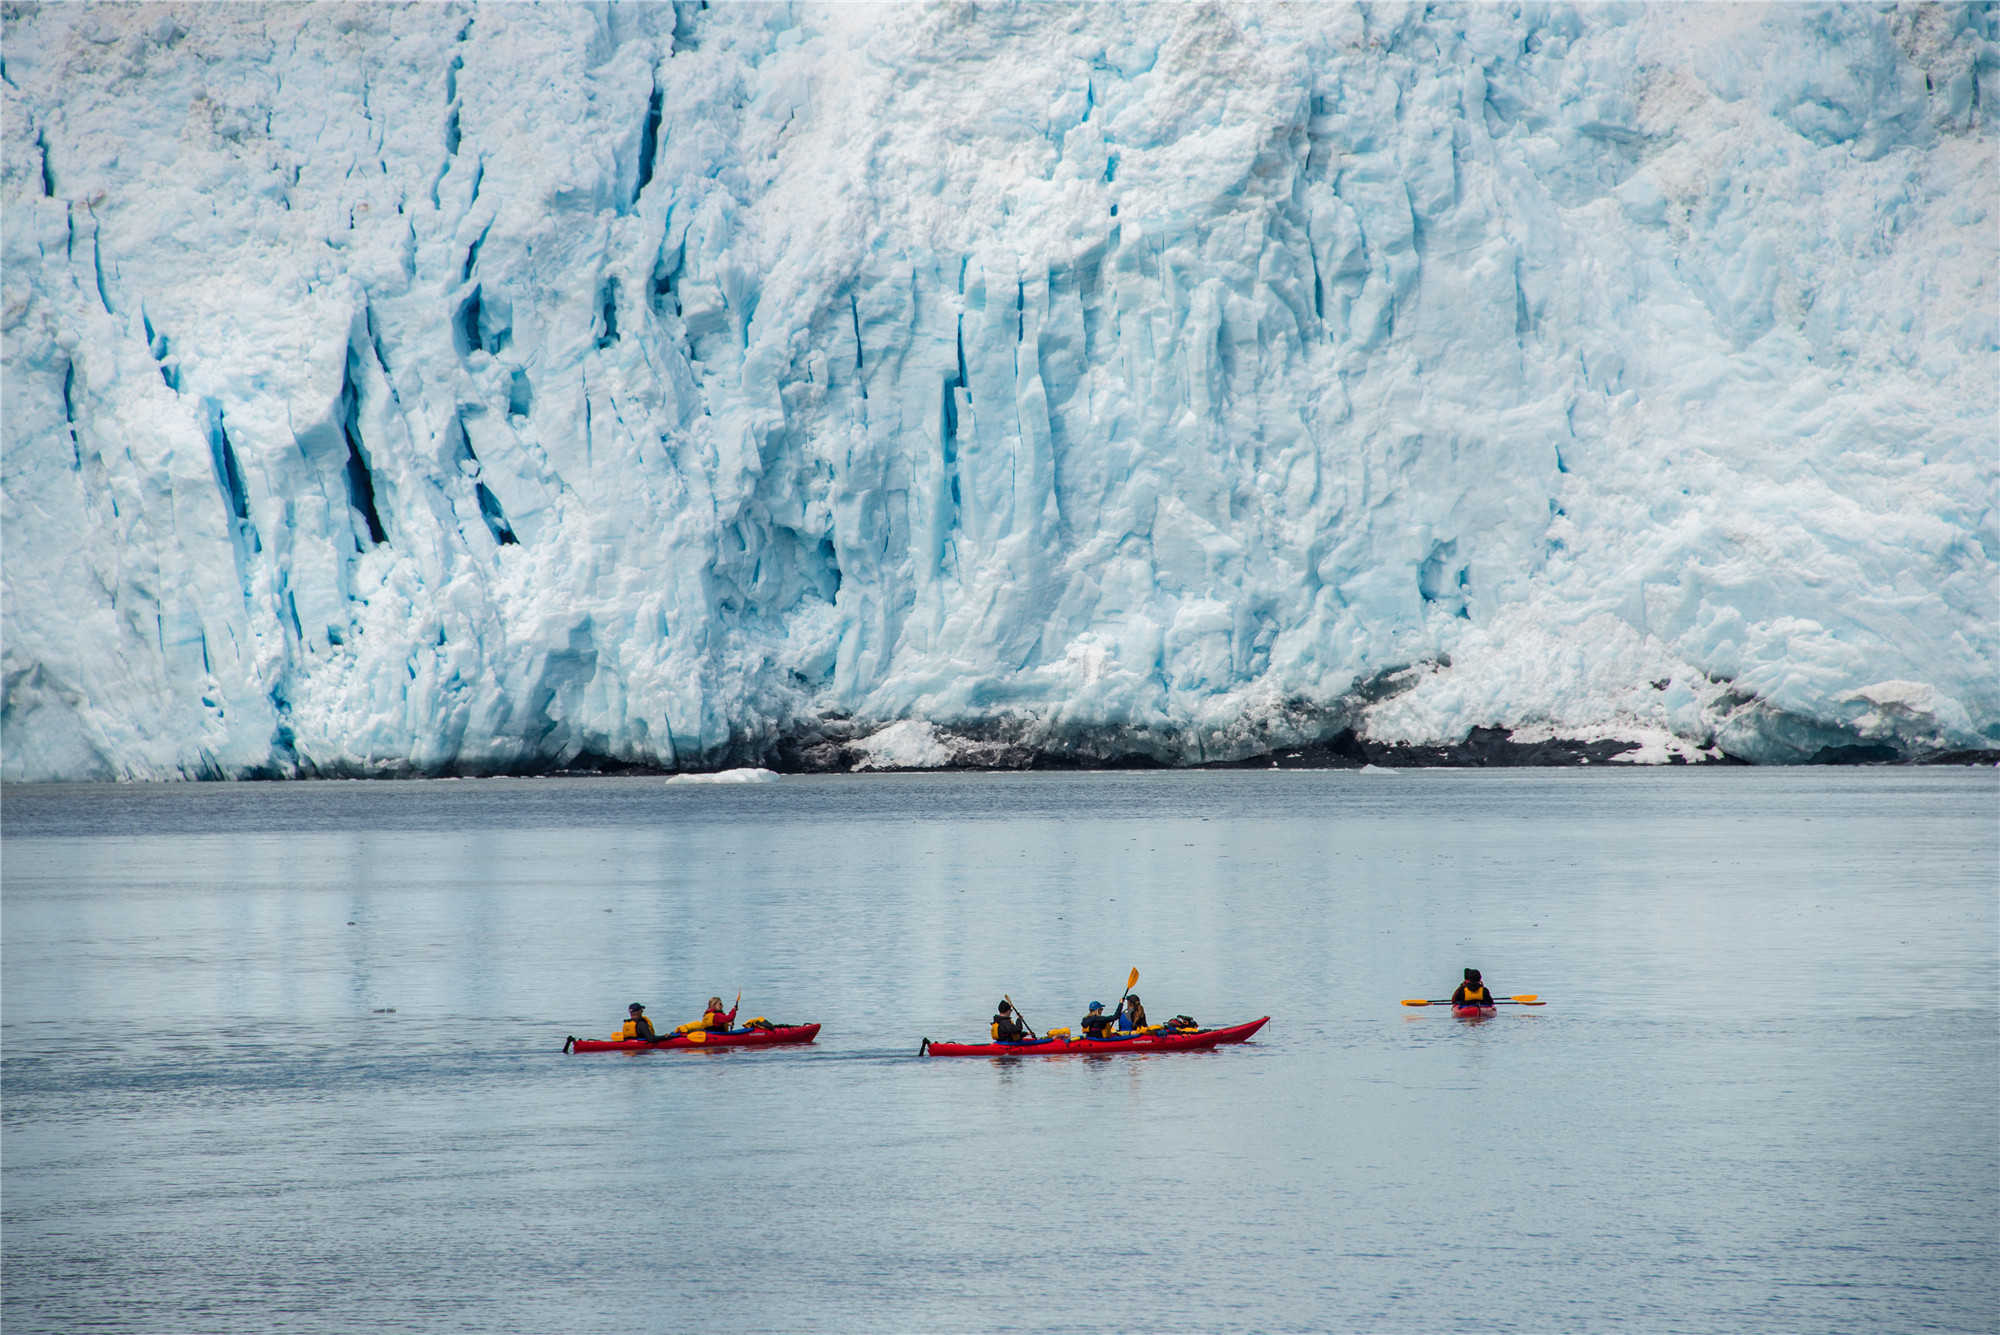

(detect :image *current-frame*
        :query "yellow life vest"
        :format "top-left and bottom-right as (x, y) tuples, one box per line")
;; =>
(1461, 985), (1489, 1004)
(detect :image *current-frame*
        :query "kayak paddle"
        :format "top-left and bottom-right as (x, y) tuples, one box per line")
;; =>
(1400, 995), (1544, 1006)
(1001, 993), (1039, 1041)
(1113, 966), (1139, 1025)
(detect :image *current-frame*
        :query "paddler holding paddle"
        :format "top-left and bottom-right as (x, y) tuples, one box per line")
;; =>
(1451, 969), (1492, 1009)
(1398, 974), (1543, 1009)
(1107, 967), (1146, 1032)
(990, 999), (1034, 1042)
(676, 994), (739, 1035)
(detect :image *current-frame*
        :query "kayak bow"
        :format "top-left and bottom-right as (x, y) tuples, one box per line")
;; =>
(565, 1023), (821, 1053)
(921, 1016), (1268, 1057)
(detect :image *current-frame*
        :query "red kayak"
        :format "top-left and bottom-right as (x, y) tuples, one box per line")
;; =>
(1452, 1004), (1497, 1019)
(566, 1024), (820, 1053)
(922, 1017), (1268, 1056)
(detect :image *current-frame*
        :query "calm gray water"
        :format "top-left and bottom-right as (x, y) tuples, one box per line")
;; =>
(3, 769), (1995, 1334)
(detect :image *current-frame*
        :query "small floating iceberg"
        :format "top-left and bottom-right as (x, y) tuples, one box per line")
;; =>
(666, 768), (781, 785)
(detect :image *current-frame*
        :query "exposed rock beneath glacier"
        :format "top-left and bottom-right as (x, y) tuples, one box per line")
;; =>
(3, 2), (1995, 780)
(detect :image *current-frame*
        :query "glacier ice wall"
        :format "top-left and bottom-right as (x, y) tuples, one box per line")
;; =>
(3, 1), (1995, 779)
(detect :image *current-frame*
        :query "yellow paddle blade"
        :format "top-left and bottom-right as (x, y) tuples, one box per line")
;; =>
(1126, 967), (1140, 990)
(1508, 994), (1539, 1003)
(686, 1030), (708, 1043)
(1399, 999), (1434, 1006)
(1517, 1000), (1547, 1006)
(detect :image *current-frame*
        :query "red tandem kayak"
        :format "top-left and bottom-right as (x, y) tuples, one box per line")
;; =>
(1451, 1004), (1497, 1019)
(922, 1017), (1268, 1056)
(566, 1024), (821, 1053)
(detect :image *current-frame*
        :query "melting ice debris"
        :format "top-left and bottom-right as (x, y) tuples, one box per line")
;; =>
(851, 721), (951, 772)
(0, 3), (1994, 781)
(1479, 719), (1716, 766)
(1359, 765), (1398, 776)
(667, 768), (780, 785)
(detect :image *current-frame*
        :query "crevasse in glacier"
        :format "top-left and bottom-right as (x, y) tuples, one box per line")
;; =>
(2, 2), (1995, 778)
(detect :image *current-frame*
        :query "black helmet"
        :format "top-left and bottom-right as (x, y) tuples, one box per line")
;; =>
(629, 1002), (645, 1013)
(1464, 969), (1481, 983)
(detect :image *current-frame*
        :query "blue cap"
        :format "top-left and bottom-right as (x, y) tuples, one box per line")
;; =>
(1088, 1001), (1104, 1011)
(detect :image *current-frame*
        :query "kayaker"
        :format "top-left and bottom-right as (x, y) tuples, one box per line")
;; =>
(677, 995), (738, 1035)
(991, 999), (1033, 1042)
(1451, 969), (1493, 1008)
(1080, 1001), (1115, 1038)
(616, 1003), (658, 1042)
(1115, 994), (1148, 1032)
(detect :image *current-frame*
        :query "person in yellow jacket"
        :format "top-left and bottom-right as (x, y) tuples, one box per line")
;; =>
(614, 1002), (658, 1042)
(675, 996), (738, 1035)
(990, 999), (1033, 1042)
(1451, 969), (1494, 1008)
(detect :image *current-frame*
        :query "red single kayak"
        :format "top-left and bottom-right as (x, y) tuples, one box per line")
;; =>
(565, 1024), (820, 1053)
(1452, 1004), (1497, 1019)
(922, 1016), (1268, 1056)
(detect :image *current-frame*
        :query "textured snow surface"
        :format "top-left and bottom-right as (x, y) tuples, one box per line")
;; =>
(3, 2), (1995, 779)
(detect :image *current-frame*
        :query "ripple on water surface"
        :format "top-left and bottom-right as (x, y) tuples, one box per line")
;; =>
(4, 769), (1996, 1333)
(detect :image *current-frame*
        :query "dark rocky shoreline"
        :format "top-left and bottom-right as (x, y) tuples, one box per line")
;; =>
(549, 727), (2000, 777)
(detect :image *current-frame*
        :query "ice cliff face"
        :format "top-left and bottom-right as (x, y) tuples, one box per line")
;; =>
(3, 2), (1996, 779)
